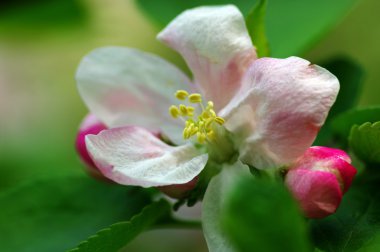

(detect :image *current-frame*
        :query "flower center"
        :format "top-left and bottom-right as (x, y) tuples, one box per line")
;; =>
(169, 90), (225, 144)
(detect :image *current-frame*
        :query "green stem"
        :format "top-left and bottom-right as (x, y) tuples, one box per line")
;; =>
(152, 218), (202, 230)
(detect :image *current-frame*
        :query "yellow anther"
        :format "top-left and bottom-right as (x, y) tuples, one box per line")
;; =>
(201, 111), (211, 119)
(205, 118), (214, 128)
(169, 105), (180, 118)
(215, 117), (225, 125)
(191, 127), (199, 136)
(179, 104), (188, 116)
(207, 130), (215, 140)
(197, 132), (207, 144)
(187, 106), (195, 113)
(183, 128), (188, 139)
(199, 121), (205, 128)
(189, 93), (202, 103)
(170, 89), (226, 144)
(187, 106), (195, 116)
(175, 90), (189, 100)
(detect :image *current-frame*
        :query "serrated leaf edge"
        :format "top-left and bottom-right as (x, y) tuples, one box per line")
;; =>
(67, 199), (170, 252)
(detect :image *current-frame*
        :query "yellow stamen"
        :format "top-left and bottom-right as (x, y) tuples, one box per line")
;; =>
(169, 105), (180, 118)
(188, 93), (202, 103)
(215, 117), (225, 125)
(175, 90), (189, 100)
(179, 104), (188, 116)
(169, 90), (226, 144)
(207, 130), (215, 140)
(197, 132), (207, 144)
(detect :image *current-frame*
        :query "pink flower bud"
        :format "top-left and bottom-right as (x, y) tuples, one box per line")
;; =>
(75, 114), (107, 179)
(285, 146), (357, 219)
(157, 177), (199, 199)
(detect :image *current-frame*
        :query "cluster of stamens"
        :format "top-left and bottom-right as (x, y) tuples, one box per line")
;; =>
(169, 90), (225, 144)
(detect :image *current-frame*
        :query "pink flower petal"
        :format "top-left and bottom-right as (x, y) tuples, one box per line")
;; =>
(85, 126), (208, 187)
(286, 169), (342, 219)
(220, 57), (339, 169)
(158, 5), (257, 111)
(75, 114), (107, 176)
(294, 146), (357, 193)
(76, 46), (196, 144)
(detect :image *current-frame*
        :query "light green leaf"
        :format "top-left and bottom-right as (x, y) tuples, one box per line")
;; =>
(221, 176), (311, 252)
(349, 122), (380, 165)
(245, 0), (270, 57)
(68, 199), (171, 252)
(331, 107), (380, 142)
(0, 175), (152, 252)
(135, 0), (358, 56)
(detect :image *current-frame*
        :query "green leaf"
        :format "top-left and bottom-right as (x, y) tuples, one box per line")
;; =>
(310, 173), (380, 252)
(221, 177), (311, 252)
(331, 107), (380, 142)
(245, 0), (270, 57)
(325, 58), (364, 119)
(0, 0), (86, 29)
(349, 122), (380, 165)
(313, 58), (364, 146)
(0, 175), (152, 252)
(68, 199), (171, 252)
(135, 0), (358, 56)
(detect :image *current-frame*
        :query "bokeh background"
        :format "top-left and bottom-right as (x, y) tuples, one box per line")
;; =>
(0, 0), (379, 251)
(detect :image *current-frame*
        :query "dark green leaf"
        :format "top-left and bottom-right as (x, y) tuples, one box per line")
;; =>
(245, 0), (270, 57)
(331, 107), (380, 142)
(325, 58), (364, 119)
(68, 199), (171, 252)
(0, 0), (86, 29)
(221, 177), (311, 252)
(349, 122), (380, 165)
(310, 173), (380, 252)
(135, 0), (358, 56)
(314, 58), (364, 146)
(0, 175), (152, 252)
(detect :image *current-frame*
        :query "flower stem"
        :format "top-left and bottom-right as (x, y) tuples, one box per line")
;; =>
(152, 217), (202, 230)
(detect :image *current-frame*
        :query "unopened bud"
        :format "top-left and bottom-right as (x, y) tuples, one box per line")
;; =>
(285, 146), (357, 219)
(75, 114), (107, 179)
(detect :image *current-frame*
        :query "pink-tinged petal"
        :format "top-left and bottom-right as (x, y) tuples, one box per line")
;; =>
(76, 46), (196, 144)
(158, 5), (257, 111)
(85, 126), (208, 187)
(220, 57), (339, 169)
(286, 169), (342, 219)
(75, 114), (107, 178)
(285, 146), (357, 218)
(294, 146), (357, 193)
(158, 177), (199, 199)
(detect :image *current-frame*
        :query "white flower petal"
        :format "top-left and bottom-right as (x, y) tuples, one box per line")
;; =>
(76, 46), (195, 144)
(220, 57), (339, 169)
(85, 126), (208, 187)
(158, 5), (257, 111)
(202, 161), (250, 252)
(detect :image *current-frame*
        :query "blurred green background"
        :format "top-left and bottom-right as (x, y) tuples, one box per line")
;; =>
(0, 0), (379, 251)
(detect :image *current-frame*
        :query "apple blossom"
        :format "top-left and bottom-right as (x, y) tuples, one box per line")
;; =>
(285, 146), (357, 218)
(76, 5), (339, 191)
